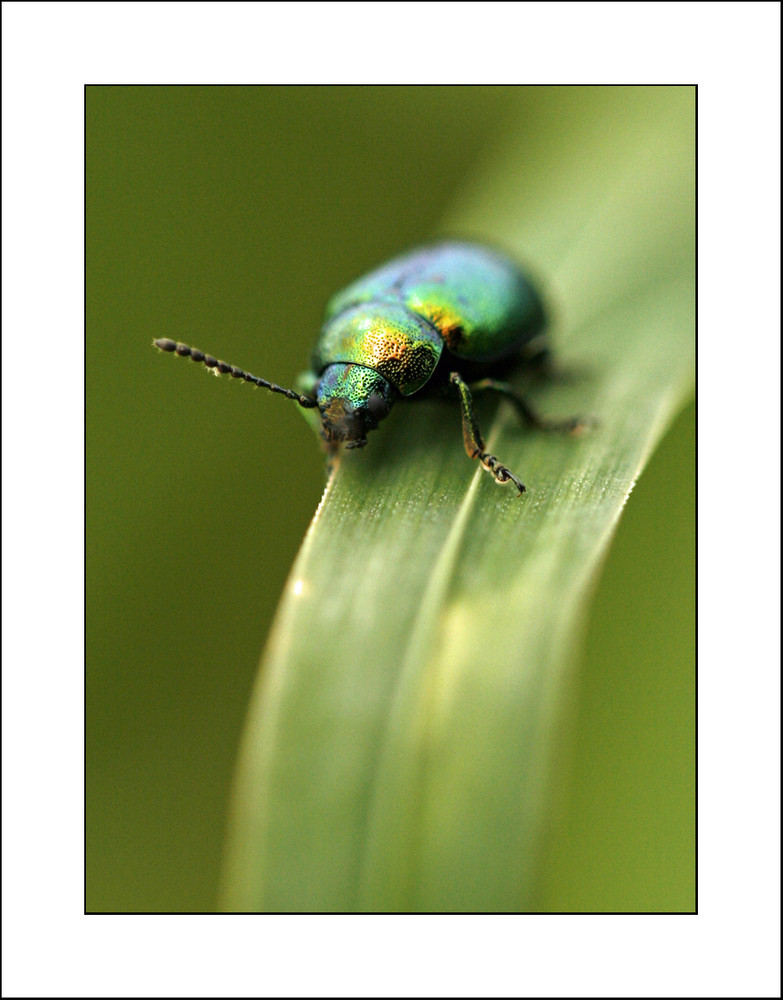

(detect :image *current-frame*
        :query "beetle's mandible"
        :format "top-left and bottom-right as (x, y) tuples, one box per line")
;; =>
(154, 240), (585, 494)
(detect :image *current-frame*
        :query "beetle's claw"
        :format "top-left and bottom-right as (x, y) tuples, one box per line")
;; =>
(499, 469), (526, 495)
(569, 414), (598, 436)
(479, 452), (526, 494)
(539, 413), (595, 436)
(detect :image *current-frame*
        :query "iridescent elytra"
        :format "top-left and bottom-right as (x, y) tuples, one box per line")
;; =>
(154, 240), (584, 493)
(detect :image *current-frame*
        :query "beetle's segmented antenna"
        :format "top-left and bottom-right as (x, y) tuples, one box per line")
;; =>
(153, 339), (318, 408)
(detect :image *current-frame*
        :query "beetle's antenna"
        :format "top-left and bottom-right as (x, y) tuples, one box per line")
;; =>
(153, 339), (318, 409)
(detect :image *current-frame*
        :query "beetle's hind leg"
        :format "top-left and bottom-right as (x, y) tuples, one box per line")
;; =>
(449, 372), (526, 495)
(468, 378), (591, 434)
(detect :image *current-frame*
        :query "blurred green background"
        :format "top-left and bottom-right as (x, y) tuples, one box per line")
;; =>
(87, 87), (694, 912)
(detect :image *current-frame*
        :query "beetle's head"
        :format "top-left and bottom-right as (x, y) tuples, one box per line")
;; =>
(316, 363), (395, 449)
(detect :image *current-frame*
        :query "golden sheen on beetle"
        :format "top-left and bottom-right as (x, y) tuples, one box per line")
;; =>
(154, 241), (585, 494)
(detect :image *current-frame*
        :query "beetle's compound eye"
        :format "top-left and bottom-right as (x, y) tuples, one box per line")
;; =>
(366, 392), (391, 427)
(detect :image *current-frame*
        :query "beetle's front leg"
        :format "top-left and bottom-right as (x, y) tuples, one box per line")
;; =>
(449, 372), (526, 495)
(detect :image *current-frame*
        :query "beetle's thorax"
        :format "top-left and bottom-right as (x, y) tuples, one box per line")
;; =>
(316, 363), (395, 448)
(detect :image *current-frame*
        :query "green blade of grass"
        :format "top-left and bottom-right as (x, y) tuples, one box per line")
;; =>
(221, 87), (694, 912)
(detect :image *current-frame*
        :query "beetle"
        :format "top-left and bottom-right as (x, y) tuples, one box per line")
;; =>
(154, 240), (584, 493)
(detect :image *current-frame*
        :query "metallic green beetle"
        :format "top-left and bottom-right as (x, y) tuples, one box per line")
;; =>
(154, 241), (582, 494)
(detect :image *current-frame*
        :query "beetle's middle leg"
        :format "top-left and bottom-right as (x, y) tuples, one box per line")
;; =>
(468, 378), (589, 434)
(449, 372), (526, 495)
